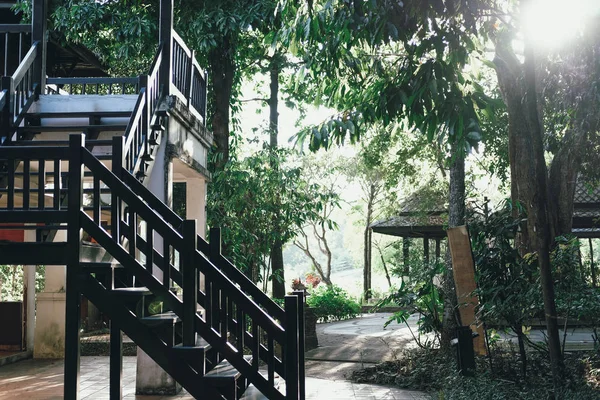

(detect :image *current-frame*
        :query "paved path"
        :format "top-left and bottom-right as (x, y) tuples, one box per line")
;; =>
(0, 356), (426, 400)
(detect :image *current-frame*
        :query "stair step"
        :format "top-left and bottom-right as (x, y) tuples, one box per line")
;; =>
(110, 287), (152, 296)
(205, 355), (252, 381)
(18, 124), (128, 133)
(172, 337), (213, 375)
(141, 153), (155, 161)
(25, 111), (132, 119)
(80, 261), (124, 273)
(204, 356), (252, 400)
(140, 311), (181, 325)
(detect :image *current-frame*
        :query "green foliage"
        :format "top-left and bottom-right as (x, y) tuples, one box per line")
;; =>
(352, 347), (600, 398)
(306, 284), (361, 323)
(470, 200), (541, 330)
(0, 265), (45, 301)
(376, 258), (444, 348)
(207, 143), (335, 283)
(279, 0), (497, 154)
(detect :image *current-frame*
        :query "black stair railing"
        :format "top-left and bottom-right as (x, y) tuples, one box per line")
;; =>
(0, 24), (32, 78)
(58, 133), (304, 399)
(1, 41), (41, 143)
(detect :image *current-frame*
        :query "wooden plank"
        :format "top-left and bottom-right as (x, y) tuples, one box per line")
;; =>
(446, 225), (486, 355)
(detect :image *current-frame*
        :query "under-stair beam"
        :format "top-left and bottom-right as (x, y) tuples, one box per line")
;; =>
(65, 134), (85, 400)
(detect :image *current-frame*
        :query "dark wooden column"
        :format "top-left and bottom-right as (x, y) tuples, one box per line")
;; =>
(423, 235), (430, 265)
(31, 0), (48, 89)
(403, 237), (410, 275)
(159, 0), (173, 97)
(590, 238), (597, 288)
(435, 238), (441, 262)
(64, 134), (85, 399)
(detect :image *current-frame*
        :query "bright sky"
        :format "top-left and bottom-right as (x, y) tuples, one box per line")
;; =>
(522, 0), (600, 49)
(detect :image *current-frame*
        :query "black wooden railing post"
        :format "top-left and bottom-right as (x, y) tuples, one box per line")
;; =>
(31, 0), (47, 89)
(209, 227), (222, 333)
(0, 78), (13, 140)
(64, 133), (85, 400)
(183, 220), (198, 346)
(201, 70), (208, 121)
(109, 136), (124, 400)
(284, 295), (299, 400)
(159, 0), (173, 98)
(292, 290), (306, 400)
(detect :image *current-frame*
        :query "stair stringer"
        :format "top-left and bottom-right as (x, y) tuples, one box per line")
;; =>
(78, 274), (221, 399)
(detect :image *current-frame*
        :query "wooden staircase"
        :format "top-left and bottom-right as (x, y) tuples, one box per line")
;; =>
(0, 1), (305, 399)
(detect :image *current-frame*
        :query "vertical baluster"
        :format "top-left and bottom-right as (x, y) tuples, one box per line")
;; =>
(108, 84), (113, 95)
(162, 239), (170, 288)
(38, 159), (45, 210)
(22, 159), (30, 210)
(205, 281), (212, 331)
(92, 176), (99, 224)
(7, 157), (14, 209)
(112, 136), (124, 242)
(221, 290), (228, 343)
(53, 159), (60, 210)
(268, 335), (275, 386)
(128, 208), (136, 258)
(236, 307), (244, 353)
(252, 320), (259, 369)
(146, 226), (153, 271)
(183, 220), (198, 346)
(4, 33), (8, 76)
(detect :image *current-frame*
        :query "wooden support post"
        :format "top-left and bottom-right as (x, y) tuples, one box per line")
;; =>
(109, 320), (122, 400)
(590, 238), (597, 288)
(292, 291), (306, 400)
(403, 237), (410, 275)
(423, 235), (430, 265)
(435, 238), (441, 262)
(1, 77), (14, 139)
(159, 0), (173, 97)
(183, 220), (197, 346)
(31, 0), (48, 89)
(64, 134), (85, 400)
(208, 227), (221, 333)
(284, 295), (299, 400)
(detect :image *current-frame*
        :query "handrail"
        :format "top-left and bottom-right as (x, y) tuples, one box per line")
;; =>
(0, 90), (6, 110)
(12, 43), (38, 84)
(119, 164), (285, 320)
(0, 24), (32, 33)
(79, 139), (295, 398)
(121, 89), (147, 174)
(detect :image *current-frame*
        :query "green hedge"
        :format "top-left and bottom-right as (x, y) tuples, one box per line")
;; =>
(307, 285), (361, 323)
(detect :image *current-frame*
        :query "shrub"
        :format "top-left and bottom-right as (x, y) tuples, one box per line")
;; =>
(307, 285), (361, 323)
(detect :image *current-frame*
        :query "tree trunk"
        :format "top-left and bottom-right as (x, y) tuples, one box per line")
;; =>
(268, 56), (286, 299)
(440, 148), (464, 349)
(364, 184), (375, 301)
(208, 36), (236, 170)
(494, 31), (564, 385)
(590, 238), (597, 287)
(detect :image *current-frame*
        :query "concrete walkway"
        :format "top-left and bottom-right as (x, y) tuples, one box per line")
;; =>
(0, 356), (426, 399)
(0, 314), (428, 399)
(305, 313), (422, 381)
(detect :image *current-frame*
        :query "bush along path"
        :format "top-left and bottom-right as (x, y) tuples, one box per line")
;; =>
(350, 347), (600, 399)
